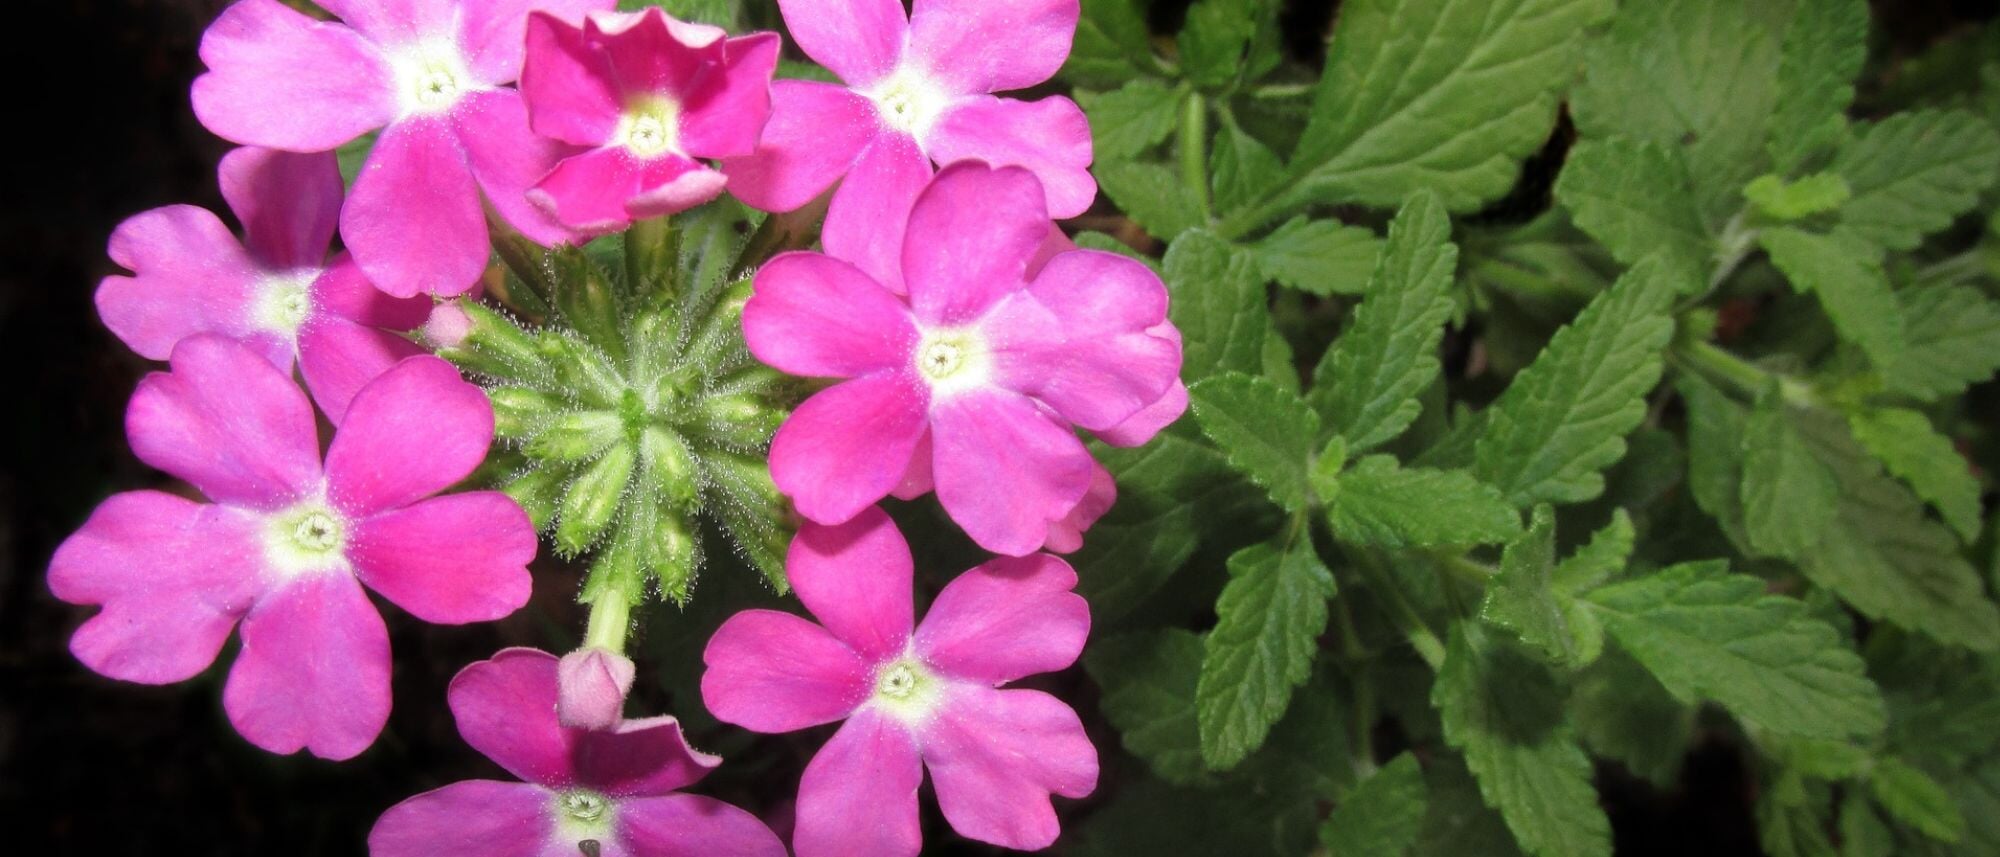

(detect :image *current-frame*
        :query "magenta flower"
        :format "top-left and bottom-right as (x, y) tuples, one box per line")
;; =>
(743, 163), (1181, 555)
(721, 0), (1093, 248)
(48, 336), (535, 759)
(96, 147), (430, 422)
(191, 0), (613, 297)
(520, 8), (779, 235)
(701, 508), (1097, 856)
(371, 648), (784, 857)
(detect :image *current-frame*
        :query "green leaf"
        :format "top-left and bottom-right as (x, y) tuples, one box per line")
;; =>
(1571, 645), (1695, 787)
(1759, 227), (1905, 371)
(1283, 0), (1612, 215)
(1100, 161), (1208, 241)
(1189, 373), (1321, 513)
(1553, 138), (1711, 273)
(1767, 0), (1869, 174)
(1211, 119), (1287, 216)
(1472, 256), (1680, 507)
(1833, 109), (2000, 253)
(1552, 510), (1636, 593)
(1198, 538), (1336, 769)
(1483, 505), (1597, 665)
(1415, 760), (1530, 857)
(1074, 429), (1255, 621)
(1744, 173), (1854, 221)
(1839, 793), (1894, 857)
(1434, 625), (1612, 857)
(1084, 629), (1210, 786)
(1165, 230), (1268, 381)
(1177, 0), (1259, 88)
(1320, 753), (1427, 857)
(1078, 80), (1183, 161)
(1310, 191), (1458, 452)
(1678, 374), (1752, 545)
(1249, 216), (1382, 297)
(1887, 284), (2000, 401)
(1065, 0), (1160, 88)
(1740, 391), (1841, 559)
(1583, 561), (1886, 739)
(1848, 408), (1982, 543)
(1871, 757), (1967, 842)
(1327, 457), (1522, 549)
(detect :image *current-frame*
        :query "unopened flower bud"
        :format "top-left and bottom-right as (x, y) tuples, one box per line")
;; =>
(423, 301), (473, 349)
(557, 647), (635, 731)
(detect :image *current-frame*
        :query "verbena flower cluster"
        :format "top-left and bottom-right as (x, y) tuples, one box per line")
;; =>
(54, 1), (1182, 854)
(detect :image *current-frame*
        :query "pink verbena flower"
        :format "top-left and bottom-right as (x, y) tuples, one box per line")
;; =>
(742, 162), (1182, 555)
(701, 508), (1097, 856)
(48, 336), (535, 760)
(96, 147), (430, 423)
(721, 0), (1093, 244)
(371, 648), (784, 857)
(191, 0), (613, 297)
(521, 8), (779, 234)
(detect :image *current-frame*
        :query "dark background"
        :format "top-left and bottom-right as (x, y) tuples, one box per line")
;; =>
(2, 1), (1996, 854)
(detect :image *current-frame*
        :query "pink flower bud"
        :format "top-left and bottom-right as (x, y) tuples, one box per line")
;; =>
(423, 301), (473, 350)
(557, 647), (636, 731)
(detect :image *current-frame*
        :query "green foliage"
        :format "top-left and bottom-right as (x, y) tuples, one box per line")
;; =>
(1326, 457), (1520, 549)
(1319, 753), (1427, 856)
(1189, 373), (1321, 513)
(1197, 537), (1336, 768)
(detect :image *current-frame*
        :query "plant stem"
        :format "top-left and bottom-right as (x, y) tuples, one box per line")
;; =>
(1671, 338), (1815, 406)
(1179, 89), (1212, 219)
(625, 215), (676, 299)
(582, 573), (635, 654)
(1352, 554), (1446, 669)
(734, 195), (830, 277)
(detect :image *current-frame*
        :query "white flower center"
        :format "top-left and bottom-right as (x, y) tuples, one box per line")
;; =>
(914, 327), (991, 398)
(553, 789), (616, 853)
(389, 39), (476, 115)
(614, 96), (681, 159)
(863, 64), (951, 140)
(262, 498), (348, 577)
(868, 656), (946, 723)
(251, 269), (317, 337)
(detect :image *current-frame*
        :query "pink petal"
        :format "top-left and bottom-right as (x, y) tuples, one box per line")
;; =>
(96, 205), (265, 362)
(192, 0), (395, 151)
(529, 148), (723, 233)
(928, 95), (1096, 219)
(325, 355), (494, 517)
(776, 0), (908, 86)
(367, 779), (554, 857)
(521, 9), (623, 146)
(1096, 324), (1188, 447)
(794, 710), (924, 857)
(617, 794), (787, 857)
(343, 116), (485, 298)
(744, 252), (917, 377)
(457, 0), (613, 85)
(627, 163), (730, 219)
(890, 430), (934, 500)
(907, 0), (1078, 94)
(997, 249), (1178, 431)
(126, 335), (321, 509)
(347, 492), (534, 624)
(915, 554), (1088, 684)
(721, 80), (878, 214)
(590, 7), (727, 95)
(574, 715), (722, 797)
(901, 162), (1050, 326)
(219, 147), (342, 271)
(455, 88), (590, 248)
(48, 492), (265, 684)
(702, 610), (871, 733)
(1043, 460), (1114, 553)
(930, 389), (1093, 557)
(297, 315), (425, 424)
(449, 648), (577, 786)
(918, 685), (1097, 851)
(770, 373), (929, 525)
(822, 134), (933, 295)
(1026, 222), (1076, 278)
(679, 33), (782, 159)
(224, 570), (391, 760)
(311, 254), (431, 330)
(558, 647), (636, 731)
(790, 507), (915, 660)
(316, 0), (457, 43)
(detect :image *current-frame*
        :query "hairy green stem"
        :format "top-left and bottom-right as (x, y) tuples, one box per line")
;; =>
(582, 579), (635, 654)
(625, 216), (676, 298)
(1179, 90), (1212, 219)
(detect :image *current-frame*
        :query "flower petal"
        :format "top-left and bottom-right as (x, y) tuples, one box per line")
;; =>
(297, 315), (425, 424)
(1098, 376), (1187, 447)
(521, 9), (622, 146)
(823, 134), (932, 295)
(626, 161), (729, 219)
(679, 33), (782, 159)
(48, 492), (264, 684)
(224, 570), (391, 760)
(574, 715), (722, 797)
(890, 430), (934, 500)
(907, 0), (1078, 94)
(702, 610), (871, 733)
(367, 779), (554, 857)
(316, 0), (457, 43)
(919, 685), (1097, 851)
(744, 253), (916, 378)
(457, 0), (612, 85)
(930, 389), (1093, 557)
(769, 373), (929, 525)
(449, 648), (575, 786)
(794, 710), (924, 857)
(311, 254), (431, 329)
(589, 7), (726, 95)
(325, 355), (493, 517)
(455, 89), (588, 250)
(616, 794), (787, 857)
(343, 116), (485, 298)
(193, 0), (396, 151)
(96, 205), (267, 362)
(529, 147), (657, 235)
(1043, 460), (1114, 553)
(789, 507), (914, 660)
(928, 95), (1096, 219)
(126, 335), (321, 508)
(721, 80), (878, 214)
(558, 647), (635, 731)
(914, 554), (1088, 684)
(995, 249), (1179, 431)
(347, 492), (534, 624)
(901, 162), (1049, 326)
(219, 147), (343, 271)
(775, 0), (907, 86)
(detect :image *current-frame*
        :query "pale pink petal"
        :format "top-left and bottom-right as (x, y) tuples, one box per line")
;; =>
(721, 80), (878, 213)
(928, 95), (1096, 219)
(367, 779), (555, 857)
(997, 249), (1178, 430)
(907, 0), (1077, 94)
(679, 33), (782, 159)
(311, 254), (431, 330)
(455, 89), (588, 249)
(1043, 460), (1114, 553)
(224, 571), (391, 760)
(458, 0), (615, 85)
(325, 356), (494, 516)
(96, 205), (265, 362)
(931, 389), (1093, 557)
(901, 163), (1050, 326)
(1096, 325), (1187, 447)
(126, 335), (321, 509)
(574, 715), (722, 797)
(344, 116), (485, 298)
(529, 147), (662, 234)
(617, 794), (787, 857)
(794, 710), (924, 857)
(192, 0), (395, 151)
(521, 10), (622, 146)
(316, 0), (456, 43)
(628, 163), (729, 218)
(919, 685), (1097, 850)
(297, 315), (424, 424)
(1026, 222), (1075, 277)
(770, 373), (929, 525)
(823, 134), (932, 294)
(219, 147), (343, 271)
(890, 430), (933, 500)
(449, 648), (576, 786)
(789, 507), (914, 660)
(347, 492), (534, 623)
(48, 492), (265, 684)
(558, 647), (635, 731)
(702, 610), (871, 733)
(776, 0), (908, 86)
(744, 253), (917, 378)
(915, 553), (1088, 683)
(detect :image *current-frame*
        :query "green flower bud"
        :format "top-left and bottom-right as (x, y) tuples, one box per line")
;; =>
(690, 392), (786, 449)
(639, 427), (700, 509)
(502, 466), (568, 530)
(527, 411), (624, 461)
(556, 444), (635, 555)
(489, 387), (561, 439)
(441, 302), (547, 381)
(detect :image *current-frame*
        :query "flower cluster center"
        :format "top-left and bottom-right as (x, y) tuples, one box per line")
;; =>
(616, 96), (682, 159)
(262, 498), (349, 577)
(252, 269), (317, 337)
(914, 328), (991, 397)
(869, 656), (945, 723)
(559, 790), (609, 822)
(865, 65), (950, 140)
(390, 40), (475, 115)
